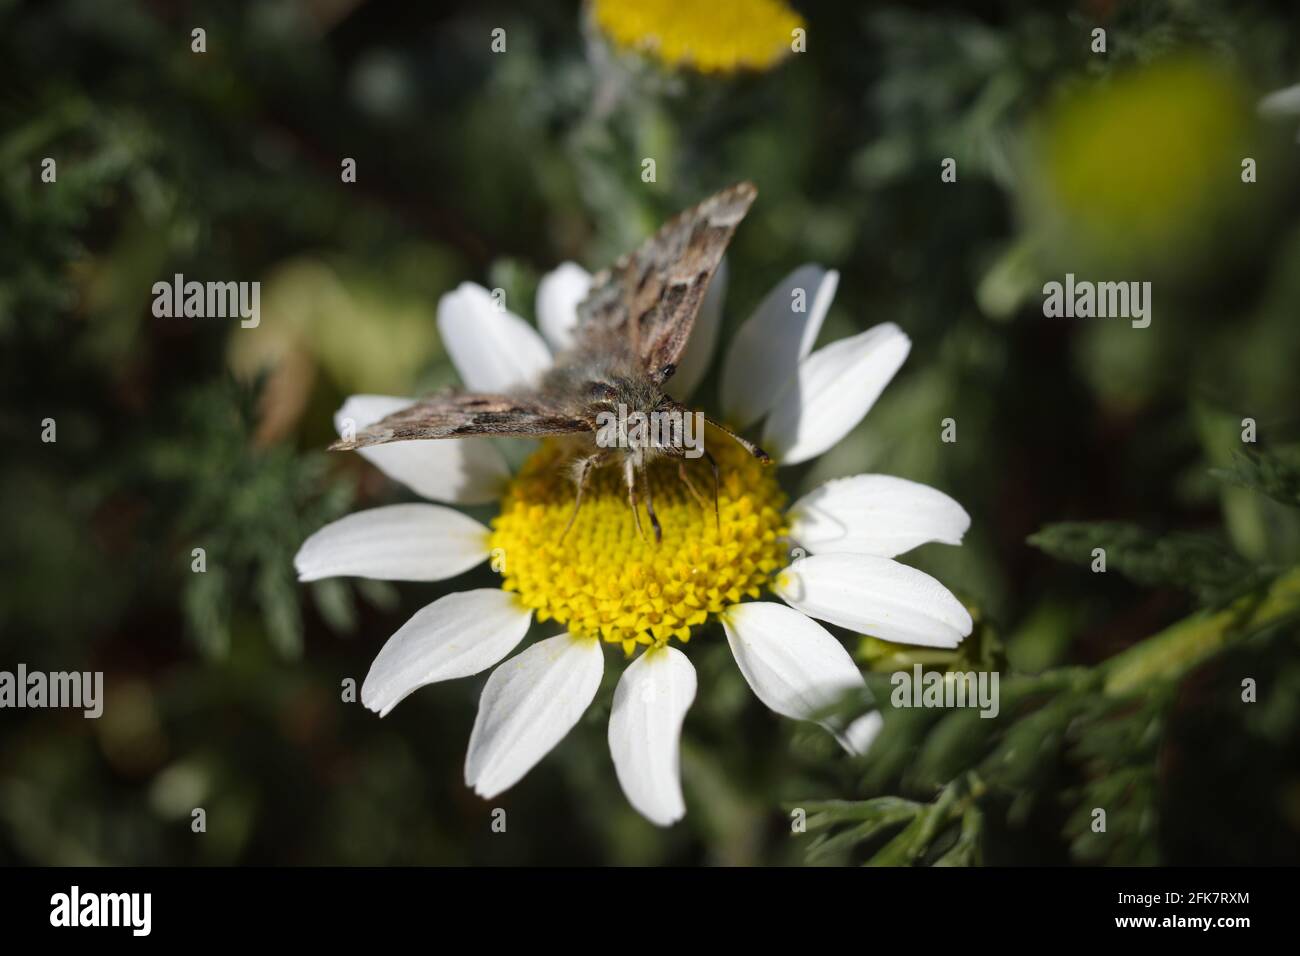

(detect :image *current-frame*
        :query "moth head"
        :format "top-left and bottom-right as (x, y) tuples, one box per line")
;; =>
(586, 376), (681, 454)
(650, 363), (676, 388)
(582, 376), (659, 418)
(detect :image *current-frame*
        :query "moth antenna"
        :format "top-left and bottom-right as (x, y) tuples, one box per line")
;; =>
(703, 415), (771, 464)
(702, 450), (721, 533)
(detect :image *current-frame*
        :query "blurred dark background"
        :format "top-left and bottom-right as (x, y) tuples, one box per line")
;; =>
(2, 0), (1300, 865)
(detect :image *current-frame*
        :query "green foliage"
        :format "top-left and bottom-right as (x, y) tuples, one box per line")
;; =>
(798, 797), (923, 865)
(1212, 447), (1300, 509)
(147, 379), (355, 657)
(798, 778), (987, 867)
(1027, 521), (1264, 605)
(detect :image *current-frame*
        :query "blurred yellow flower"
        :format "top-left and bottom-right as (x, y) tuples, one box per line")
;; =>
(591, 0), (803, 73)
(1027, 57), (1258, 268)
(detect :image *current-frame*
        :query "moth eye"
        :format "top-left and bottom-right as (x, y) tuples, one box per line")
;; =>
(656, 363), (676, 384)
(588, 382), (618, 402)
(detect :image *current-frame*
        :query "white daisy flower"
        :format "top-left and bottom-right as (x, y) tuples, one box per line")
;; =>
(295, 262), (972, 827)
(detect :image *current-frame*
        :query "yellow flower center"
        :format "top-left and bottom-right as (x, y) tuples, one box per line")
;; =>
(591, 0), (804, 74)
(489, 429), (788, 654)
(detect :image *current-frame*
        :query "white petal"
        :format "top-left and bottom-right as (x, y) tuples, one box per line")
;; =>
(608, 646), (696, 826)
(670, 257), (728, 400)
(334, 395), (509, 505)
(294, 504), (489, 582)
(788, 474), (971, 558)
(773, 553), (972, 648)
(464, 633), (604, 798)
(720, 266), (837, 428)
(762, 322), (911, 467)
(840, 712), (884, 756)
(535, 262), (592, 354)
(437, 282), (552, 392)
(721, 602), (868, 751)
(361, 589), (533, 717)
(1259, 83), (1300, 117)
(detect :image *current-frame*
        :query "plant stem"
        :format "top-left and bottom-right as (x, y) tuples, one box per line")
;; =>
(1102, 566), (1300, 695)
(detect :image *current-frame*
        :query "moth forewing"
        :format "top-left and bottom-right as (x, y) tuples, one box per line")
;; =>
(334, 182), (768, 542)
(571, 181), (758, 380)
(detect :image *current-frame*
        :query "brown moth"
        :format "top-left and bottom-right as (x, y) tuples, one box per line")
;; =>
(331, 181), (770, 541)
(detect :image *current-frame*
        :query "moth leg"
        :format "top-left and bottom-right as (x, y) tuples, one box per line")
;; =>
(643, 466), (663, 544)
(624, 455), (646, 541)
(702, 450), (721, 533)
(677, 460), (708, 510)
(560, 451), (609, 543)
